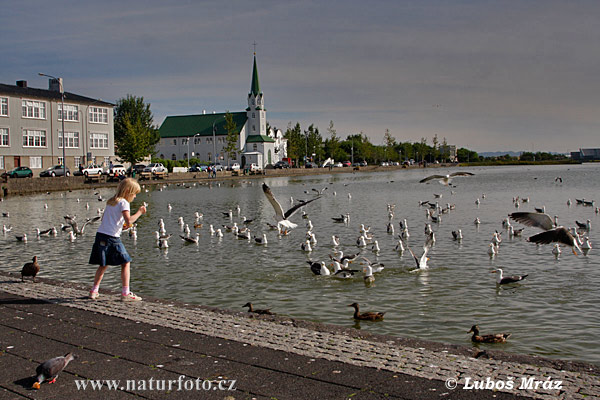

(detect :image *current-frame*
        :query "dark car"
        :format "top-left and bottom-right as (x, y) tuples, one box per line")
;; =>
(39, 165), (70, 177)
(274, 161), (290, 169)
(2, 166), (33, 178)
(188, 164), (205, 172)
(126, 164), (147, 176)
(305, 162), (317, 168)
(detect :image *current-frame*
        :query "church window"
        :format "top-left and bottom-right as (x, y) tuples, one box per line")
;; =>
(252, 99), (255, 105)
(253, 125), (256, 132)
(171, 154), (176, 160)
(252, 113), (255, 118)
(173, 139), (177, 145)
(253, 144), (258, 151)
(257, 97), (261, 105)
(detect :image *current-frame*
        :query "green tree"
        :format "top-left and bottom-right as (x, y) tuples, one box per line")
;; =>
(223, 111), (239, 167)
(114, 95), (159, 164)
(284, 122), (304, 166)
(304, 124), (324, 164)
(383, 129), (395, 161)
(431, 134), (439, 162)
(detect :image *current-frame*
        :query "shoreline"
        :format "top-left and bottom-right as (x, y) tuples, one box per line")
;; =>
(1, 271), (598, 399)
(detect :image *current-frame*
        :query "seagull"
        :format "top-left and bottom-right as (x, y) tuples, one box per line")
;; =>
(16, 233), (27, 243)
(509, 212), (582, 254)
(308, 261), (330, 276)
(360, 256), (384, 273)
(491, 268), (528, 285)
(552, 244), (561, 256)
(262, 183), (321, 229)
(254, 233), (268, 245)
(419, 171), (475, 185)
(332, 214), (349, 223)
(32, 353), (75, 390)
(488, 243), (498, 256)
(180, 233), (200, 244)
(312, 187), (328, 195)
(301, 239), (312, 252)
(452, 229), (463, 241)
(394, 240), (404, 253)
(575, 220), (591, 230)
(332, 235), (340, 247)
(403, 232), (434, 270)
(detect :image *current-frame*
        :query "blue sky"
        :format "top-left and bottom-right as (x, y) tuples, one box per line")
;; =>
(2, 0), (599, 152)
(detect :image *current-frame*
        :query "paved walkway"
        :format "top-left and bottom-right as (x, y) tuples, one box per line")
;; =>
(0, 272), (598, 399)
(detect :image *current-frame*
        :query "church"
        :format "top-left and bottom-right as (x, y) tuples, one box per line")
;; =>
(157, 54), (287, 168)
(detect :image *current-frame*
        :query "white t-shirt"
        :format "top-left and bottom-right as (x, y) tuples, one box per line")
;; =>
(97, 198), (130, 237)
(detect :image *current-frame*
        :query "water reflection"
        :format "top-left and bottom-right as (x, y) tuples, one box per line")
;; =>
(1, 164), (599, 363)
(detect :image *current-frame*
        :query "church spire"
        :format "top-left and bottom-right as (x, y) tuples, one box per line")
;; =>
(250, 53), (261, 96)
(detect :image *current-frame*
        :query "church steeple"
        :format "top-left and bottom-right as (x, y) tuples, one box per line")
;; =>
(250, 53), (261, 96)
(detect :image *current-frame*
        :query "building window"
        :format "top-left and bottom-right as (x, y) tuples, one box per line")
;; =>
(0, 156), (4, 169)
(0, 98), (7, 116)
(89, 133), (108, 149)
(22, 129), (47, 147)
(0, 128), (8, 146)
(194, 138), (201, 145)
(182, 138), (188, 145)
(253, 143), (258, 151)
(257, 97), (261, 105)
(173, 139), (177, 145)
(58, 156), (63, 166)
(252, 125), (256, 132)
(59, 131), (80, 148)
(160, 154), (164, 159)
(252, 113), (255, 118)
(183, 153), (187, 159)
(104, 156), (110, 165)
(89, 107), (108, 124)
(74, 156), (81, 168)
(58, 104), (79, 122)
(22, 100), (46, 119)
(30, 156), (42, 169)
(171, 153), (177, 160)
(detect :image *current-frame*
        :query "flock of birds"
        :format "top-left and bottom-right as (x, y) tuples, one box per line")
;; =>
(3, 170), (599, 387)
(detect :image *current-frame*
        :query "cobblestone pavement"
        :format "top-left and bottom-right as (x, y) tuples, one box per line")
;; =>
(1, 273), (598, 399)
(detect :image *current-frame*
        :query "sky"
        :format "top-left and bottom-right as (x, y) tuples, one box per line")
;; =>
(2, 0), (599, 153)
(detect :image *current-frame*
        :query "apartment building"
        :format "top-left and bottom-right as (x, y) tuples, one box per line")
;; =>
(0, 79), (114, 173)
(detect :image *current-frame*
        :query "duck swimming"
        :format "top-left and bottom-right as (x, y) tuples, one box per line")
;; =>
(348, 303), (385, 321)
(242, 302), (274, 315)
(468, 325), (511, 343)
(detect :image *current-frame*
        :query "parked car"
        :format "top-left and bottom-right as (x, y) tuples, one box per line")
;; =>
(81, 164), (103, 177)
(188, 163), (205, 172)
(342, 161), (351, 167)
(40, 165), (70, 177)
(2, 166), (33, 178)
(249, 163), (262, 172)
(226, 163), (240, 171)
(305, 162), (317, 168)
(127, 164), (147, 176)
(333, 162), (343, 168)
(143, 163), (167, 173)
(380, 162), (389, 167)
(105, 164), (127, 176)
(209, 163), (224, 172)
(273, 160), (290, 169)
(360, 161), (368, 167)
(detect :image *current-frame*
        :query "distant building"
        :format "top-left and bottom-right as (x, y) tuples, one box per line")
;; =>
(439, 144), (457, 162)
(571, 148), (600, 161)
(0, 79), (115, 173)
(157, 54), (287, 168)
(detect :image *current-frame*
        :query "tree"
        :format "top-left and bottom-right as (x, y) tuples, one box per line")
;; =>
(223, 111), (239, 166)
(383, 129), (395, 161)
(113, 95), (160, 164)
(431, 134), (439, 162)
(304, 124), (324, 164)
(284, 122), (304, 166)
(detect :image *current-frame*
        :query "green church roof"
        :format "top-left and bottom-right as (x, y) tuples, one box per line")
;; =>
(246, 134), (275, 143)
(159, 112), (247, 138)
(250, 54), (261, 96)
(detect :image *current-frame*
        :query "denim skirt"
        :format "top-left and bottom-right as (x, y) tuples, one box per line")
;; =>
(88, 232), (132, 266)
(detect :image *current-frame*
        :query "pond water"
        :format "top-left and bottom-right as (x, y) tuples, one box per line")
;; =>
(1, 164), (599, 364)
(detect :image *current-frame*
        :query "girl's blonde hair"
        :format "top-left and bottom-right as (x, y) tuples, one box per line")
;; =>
(107, 178), (141, 206)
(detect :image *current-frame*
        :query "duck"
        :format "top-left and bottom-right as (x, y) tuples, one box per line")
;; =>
(32, 353), (75, 390)
(242, 302), (274, 315)
(348, 303), (385, 321)
(491, 268), (528, 285)
(468, 325), (510, 343)
(21, 256), (40, 282)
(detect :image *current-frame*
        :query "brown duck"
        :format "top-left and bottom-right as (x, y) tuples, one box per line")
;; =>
(468, 325), (511, 343)
(243, 302), (274, 315)
(348, 302), (385, 321)
(21, 256), (40, 282)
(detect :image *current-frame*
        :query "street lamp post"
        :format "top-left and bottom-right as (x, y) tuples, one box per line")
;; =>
(39, 73), (66, 177)
(187, 133), (201, 169)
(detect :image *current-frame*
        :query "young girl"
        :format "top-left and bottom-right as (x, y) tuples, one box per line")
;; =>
(89, 178), (146, 301)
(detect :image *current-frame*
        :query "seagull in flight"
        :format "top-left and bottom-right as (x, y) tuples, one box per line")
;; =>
(509, 212), (581, 255)
(262, 183), (321, 229)
(419, 171), (475, 186)
(403, 231), (434, 270)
